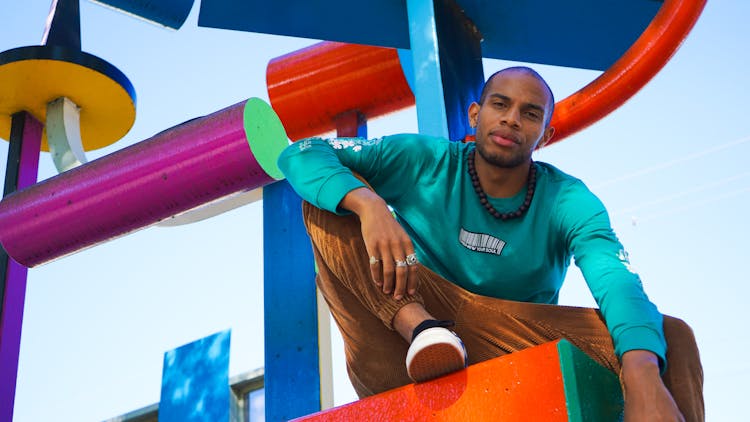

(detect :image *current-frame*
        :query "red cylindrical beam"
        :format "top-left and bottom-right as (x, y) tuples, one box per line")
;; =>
(267, 42), (414, 141)
(549, 0), (707, 144)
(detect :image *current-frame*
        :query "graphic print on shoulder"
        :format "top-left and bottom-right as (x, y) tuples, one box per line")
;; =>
(327, 137), (383, 152)
(459, 227), (506, 256)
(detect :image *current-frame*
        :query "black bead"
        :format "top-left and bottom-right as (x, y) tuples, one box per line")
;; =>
(467, 149), (537, 221)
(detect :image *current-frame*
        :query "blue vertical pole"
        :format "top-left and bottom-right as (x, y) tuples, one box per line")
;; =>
(263, 181), (320, 421)
(405, 0), (485, 141)
(0, 111), (42, 422)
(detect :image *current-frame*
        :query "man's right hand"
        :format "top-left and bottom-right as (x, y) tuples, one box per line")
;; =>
(621, 350), (684, 422)
(340, 187), (419, 300)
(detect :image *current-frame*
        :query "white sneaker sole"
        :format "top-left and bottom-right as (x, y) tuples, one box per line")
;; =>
(406, 327), (467, 383)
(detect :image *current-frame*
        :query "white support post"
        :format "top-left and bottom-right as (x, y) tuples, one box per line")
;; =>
(46, 96), (88, 172)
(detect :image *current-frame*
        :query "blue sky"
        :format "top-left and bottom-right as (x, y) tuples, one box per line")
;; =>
(1, 1), (748, 421)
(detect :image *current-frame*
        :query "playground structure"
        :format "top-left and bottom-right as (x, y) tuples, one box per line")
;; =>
(0, 0), (706, 420)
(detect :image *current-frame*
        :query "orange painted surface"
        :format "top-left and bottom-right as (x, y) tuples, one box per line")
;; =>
(294, 341), (569, 421)
(548, 0), (706, 144)
(267, 42), (414, 141)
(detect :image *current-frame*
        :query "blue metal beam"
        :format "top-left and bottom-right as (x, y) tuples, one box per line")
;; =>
(406, 0), (484, 140)
(435, 0), (485, 141)
(263, 181), (321, 421)
(91, 0), (195, 29)
(198, 0), (660, 71)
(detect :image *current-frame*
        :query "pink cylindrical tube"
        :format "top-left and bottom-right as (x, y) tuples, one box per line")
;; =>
(0, 98), (287, 267)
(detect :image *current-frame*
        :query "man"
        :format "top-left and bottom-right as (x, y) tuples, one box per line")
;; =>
(278, 67), (703, 421)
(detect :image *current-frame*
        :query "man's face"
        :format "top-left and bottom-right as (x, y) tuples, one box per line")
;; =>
(469, 71), (555, 168)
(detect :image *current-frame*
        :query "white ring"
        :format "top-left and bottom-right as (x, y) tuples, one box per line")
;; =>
(395, 260), (407, 267)
(369, 256), (380, 265)
(406, 253), (418, 266)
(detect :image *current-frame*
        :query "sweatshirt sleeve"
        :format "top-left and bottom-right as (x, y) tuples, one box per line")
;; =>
(277, 135), (436, 214)
(557, 180), (667, 369)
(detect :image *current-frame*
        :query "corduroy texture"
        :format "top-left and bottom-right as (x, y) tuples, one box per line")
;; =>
(303, 201), (704, 421)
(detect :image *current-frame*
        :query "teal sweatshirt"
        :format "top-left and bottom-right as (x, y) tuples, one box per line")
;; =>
(278, 134), (666, 364)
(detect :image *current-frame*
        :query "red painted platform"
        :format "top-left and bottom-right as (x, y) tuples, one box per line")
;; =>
(294, 339), (623, 421)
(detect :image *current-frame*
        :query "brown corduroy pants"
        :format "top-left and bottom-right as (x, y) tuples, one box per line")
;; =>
(302, 201), (704, 421)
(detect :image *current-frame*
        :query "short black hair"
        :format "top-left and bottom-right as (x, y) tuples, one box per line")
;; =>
(479, 66), (555, 126)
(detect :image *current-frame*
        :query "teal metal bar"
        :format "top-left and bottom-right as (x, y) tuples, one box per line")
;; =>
(558, 339), (624, 421)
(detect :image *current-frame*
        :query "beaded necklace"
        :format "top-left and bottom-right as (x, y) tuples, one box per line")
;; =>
(467, 148), (537, 220)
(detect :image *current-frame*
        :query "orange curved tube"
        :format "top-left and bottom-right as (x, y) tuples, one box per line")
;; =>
(267, 42), (414, 141)
(548, 0), (707, 144)
(267, 0), (705, 145)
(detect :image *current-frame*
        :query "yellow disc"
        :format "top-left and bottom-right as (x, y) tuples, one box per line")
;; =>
(0, 48), (136, 152)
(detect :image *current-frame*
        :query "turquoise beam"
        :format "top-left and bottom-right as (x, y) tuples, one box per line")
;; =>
(405, 0), (449, 139)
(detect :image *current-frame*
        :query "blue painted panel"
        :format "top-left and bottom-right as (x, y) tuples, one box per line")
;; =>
(93, 0), (195, 29)
(263, 181), (321, 421)
(198, 0), (659, 71)
(159, 330), (231, 422)
(199, 0), (407, 53)
(462, 0), (658, 70)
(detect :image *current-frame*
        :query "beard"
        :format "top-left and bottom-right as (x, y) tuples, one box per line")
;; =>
(475, 138), (531, 168)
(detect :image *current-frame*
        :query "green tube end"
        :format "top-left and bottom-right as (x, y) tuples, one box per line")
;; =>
(243, 97), (289, 180)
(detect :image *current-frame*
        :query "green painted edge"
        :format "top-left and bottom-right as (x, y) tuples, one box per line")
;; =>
(242, 97), (289, 180)
(558, 339), (624, 422)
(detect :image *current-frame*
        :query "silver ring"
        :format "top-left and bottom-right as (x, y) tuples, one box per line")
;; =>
(369, 256), (380, 265)
(406, 253), (418, 266)
(395, 260), (407, 267)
